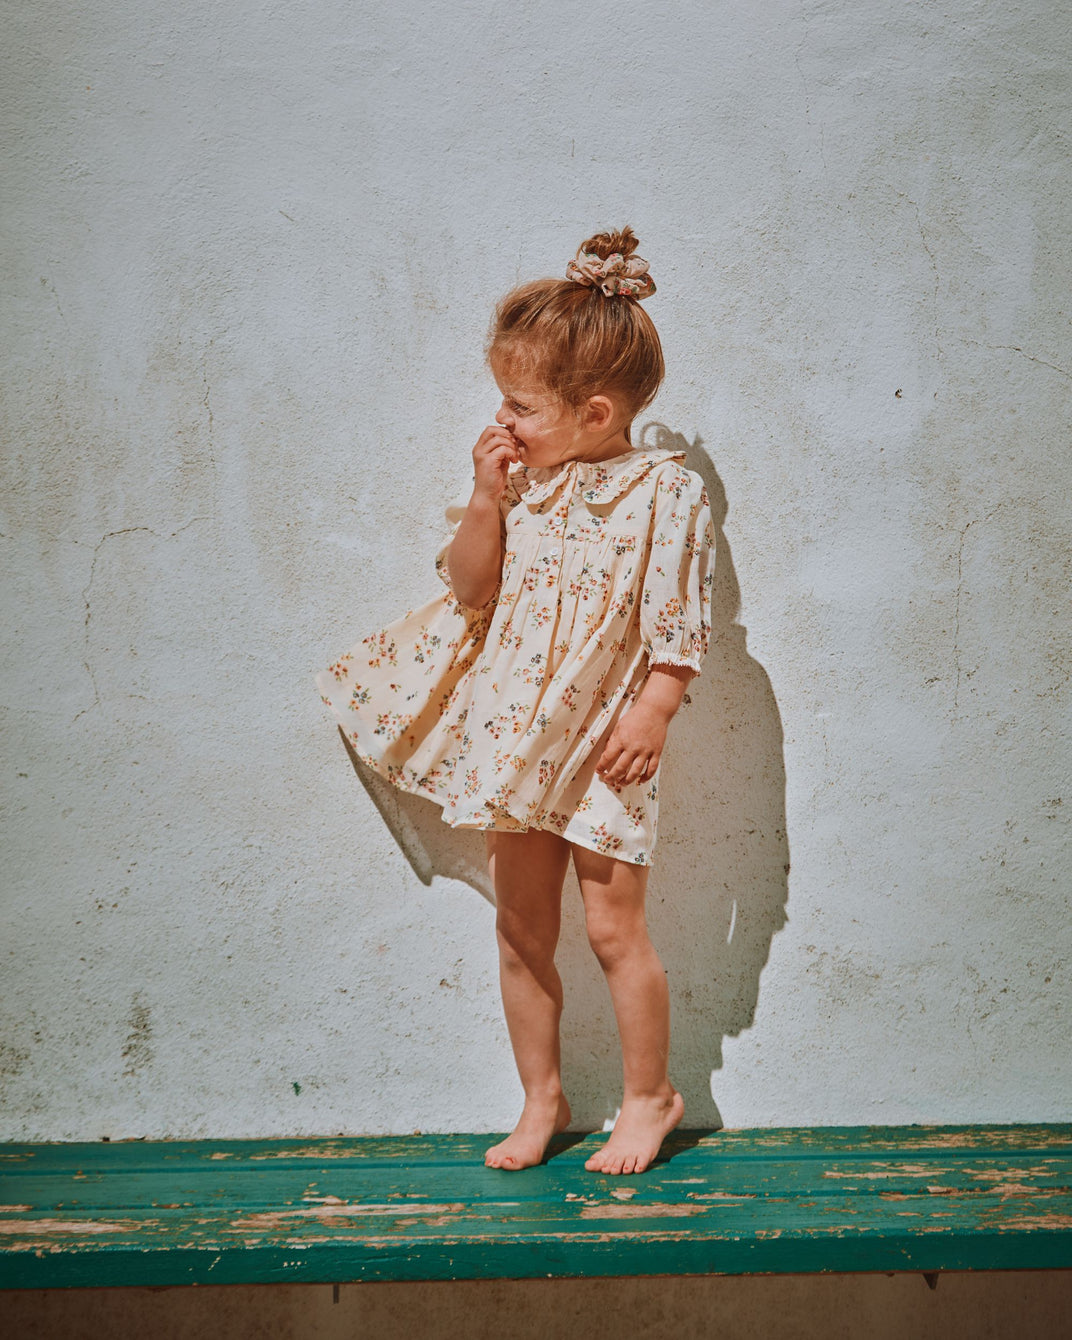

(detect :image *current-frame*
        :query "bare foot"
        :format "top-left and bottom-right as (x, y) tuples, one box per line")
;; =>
(584, 1088), (684, 1175)
(485, 1094), (572, 1170)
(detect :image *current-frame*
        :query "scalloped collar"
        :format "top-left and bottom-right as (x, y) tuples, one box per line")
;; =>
(514, 448), (687, 509)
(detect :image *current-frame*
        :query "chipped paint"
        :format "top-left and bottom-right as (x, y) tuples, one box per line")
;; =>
(993, 1215), (1072, 1232)
(823, 1165), (938, 1180)
(969, 1165), (1062, 1183)
(229, 1202), (469, 1230)
(0, 1219), (138, 1235)
(980, 1182), (1064, 1198)
(580, 1203), (720, 1220)
(2, 1127), (1070, 1286)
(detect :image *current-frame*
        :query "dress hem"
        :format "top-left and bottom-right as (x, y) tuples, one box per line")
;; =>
(338, 733), (655, 868)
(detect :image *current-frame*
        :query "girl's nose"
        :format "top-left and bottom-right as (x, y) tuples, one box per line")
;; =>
(496, 402), (513, 427)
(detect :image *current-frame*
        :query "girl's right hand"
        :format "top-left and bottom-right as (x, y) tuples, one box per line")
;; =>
(472, 424), (519, 502)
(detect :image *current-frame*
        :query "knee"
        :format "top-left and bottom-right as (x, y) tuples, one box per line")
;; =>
(496, 914), (556, 973)
(585, 911), (644, 971)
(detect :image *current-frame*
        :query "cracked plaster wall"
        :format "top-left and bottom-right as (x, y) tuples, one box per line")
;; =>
(1, 0), (1069, 1139)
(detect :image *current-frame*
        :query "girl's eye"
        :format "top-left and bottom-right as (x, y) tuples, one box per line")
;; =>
(511, 401), (533, 416)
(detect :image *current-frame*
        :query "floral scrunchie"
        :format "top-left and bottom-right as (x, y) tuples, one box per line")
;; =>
(566, 249), (656, 299)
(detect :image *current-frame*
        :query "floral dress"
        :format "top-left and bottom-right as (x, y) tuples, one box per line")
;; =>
(317, 448), (715, 865)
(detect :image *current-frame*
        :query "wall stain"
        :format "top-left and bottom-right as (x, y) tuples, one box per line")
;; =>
(121, 992), (153, 1077)
(0, 1042), (31, 1080)
(951, 503), (1006, 713)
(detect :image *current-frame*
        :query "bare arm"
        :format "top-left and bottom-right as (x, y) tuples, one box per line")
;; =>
(446, 424), (518, 608)
(595, 664), (695, 787)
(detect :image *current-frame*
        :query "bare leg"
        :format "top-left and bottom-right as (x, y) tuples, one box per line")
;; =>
(573, 847), (684, 1174)
(484, 829), (573, 1170)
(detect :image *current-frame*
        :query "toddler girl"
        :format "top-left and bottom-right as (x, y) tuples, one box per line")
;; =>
(318, 228), (715, 1174)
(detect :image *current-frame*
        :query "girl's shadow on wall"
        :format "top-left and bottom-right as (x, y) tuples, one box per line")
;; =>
(340, 424), (788, 1131)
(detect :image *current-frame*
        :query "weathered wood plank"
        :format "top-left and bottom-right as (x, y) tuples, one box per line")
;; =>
(2, 1126), (1070, 1288)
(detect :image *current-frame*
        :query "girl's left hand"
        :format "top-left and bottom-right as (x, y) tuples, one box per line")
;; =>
(595, 704), (668, 788)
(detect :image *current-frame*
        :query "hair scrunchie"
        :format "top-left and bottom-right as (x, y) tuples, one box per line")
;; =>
(566, 249), (656, 299)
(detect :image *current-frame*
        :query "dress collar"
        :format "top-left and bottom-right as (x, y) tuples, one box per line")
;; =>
(514, 448), (687, 508)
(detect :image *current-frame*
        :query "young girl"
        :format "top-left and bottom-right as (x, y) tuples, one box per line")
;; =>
(318, 228), (715, 1175)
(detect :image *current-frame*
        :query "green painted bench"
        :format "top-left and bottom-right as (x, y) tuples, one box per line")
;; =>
(2, 1125), (1070, 1289)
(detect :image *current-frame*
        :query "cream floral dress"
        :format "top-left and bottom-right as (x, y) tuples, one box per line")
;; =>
(317, 448), (715, 865)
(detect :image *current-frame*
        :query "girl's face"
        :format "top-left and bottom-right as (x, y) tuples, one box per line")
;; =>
(493, 376), (630, 469)
(494, 382), (581, 470)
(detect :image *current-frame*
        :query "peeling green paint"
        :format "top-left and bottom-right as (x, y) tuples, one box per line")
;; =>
(1, 1125), (1070, 1288)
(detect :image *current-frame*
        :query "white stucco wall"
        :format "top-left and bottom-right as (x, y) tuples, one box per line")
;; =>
(2, 0), (1069, 1140)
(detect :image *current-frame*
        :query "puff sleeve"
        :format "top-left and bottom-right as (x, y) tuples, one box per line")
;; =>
(639, 467), (715, 674)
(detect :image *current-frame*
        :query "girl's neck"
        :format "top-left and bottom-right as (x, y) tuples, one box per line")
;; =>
(572, 425), (633, 464)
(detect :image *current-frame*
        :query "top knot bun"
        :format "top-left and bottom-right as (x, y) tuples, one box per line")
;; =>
(579, 227), (642, 261)
(566, 226), (656, 300)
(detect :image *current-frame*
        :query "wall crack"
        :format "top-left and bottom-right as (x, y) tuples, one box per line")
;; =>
(968, 340), (1072, 383)
(74, 519), (208, 724)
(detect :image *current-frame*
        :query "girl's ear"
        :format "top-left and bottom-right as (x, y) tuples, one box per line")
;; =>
(581, 395), (616, 430)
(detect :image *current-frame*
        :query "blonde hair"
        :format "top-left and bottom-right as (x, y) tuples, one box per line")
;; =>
(487, 228), (664, 424)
